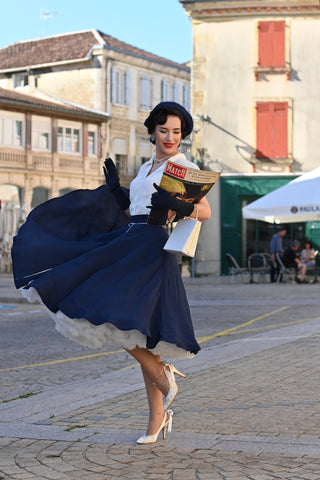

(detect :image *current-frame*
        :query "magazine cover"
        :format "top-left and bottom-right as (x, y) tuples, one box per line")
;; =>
(147, 161), (220, 225)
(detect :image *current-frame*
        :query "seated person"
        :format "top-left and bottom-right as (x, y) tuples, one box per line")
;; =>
(283, 240), (308, 284)
(300, 240), (316, 268)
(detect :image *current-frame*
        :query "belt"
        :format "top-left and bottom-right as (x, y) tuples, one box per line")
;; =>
(129, 215), (149, 224)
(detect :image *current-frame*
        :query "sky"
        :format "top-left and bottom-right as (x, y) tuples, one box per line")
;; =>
(0, 0), (193, 64)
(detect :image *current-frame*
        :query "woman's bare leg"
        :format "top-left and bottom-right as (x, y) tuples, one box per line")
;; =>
(126, 346), (169, 395)
(126, 346), (169, 435)
(140, 365), (166, 435)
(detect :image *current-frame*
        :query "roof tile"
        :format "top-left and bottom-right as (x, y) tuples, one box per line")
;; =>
(0, 29), (189, 71)
(0, 86), (108, 120)
(0, 31), (98, 70)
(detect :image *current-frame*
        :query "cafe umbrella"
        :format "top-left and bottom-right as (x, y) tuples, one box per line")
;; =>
(242, 167), (320, 224)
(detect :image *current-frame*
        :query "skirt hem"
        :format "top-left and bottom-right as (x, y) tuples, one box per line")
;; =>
(21, 286), (195, 360)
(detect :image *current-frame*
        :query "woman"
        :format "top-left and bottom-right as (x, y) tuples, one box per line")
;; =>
(300, 240), (315, 268)
(11, 101), (211, 444)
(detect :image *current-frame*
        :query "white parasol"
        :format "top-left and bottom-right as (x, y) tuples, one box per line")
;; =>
(242, 167), (320, 223)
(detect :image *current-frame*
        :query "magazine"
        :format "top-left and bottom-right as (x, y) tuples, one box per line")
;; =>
(147, 160), (220, 225)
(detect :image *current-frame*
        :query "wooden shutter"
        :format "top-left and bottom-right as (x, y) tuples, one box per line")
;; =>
(256, 102), (272, 158)
(111, 67), (117, 104)
(258, 22), (272, 67)
(272, 102), (288, 158)
(125, 71), (131, 106)
(272, 21), (286, 67)
(141, 76), (151, 108)
(258, 21), (285, 67)
(161, 80), (168, 101)
(256, 102), (288, 159)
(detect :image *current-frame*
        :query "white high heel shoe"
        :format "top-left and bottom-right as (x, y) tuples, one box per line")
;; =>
(162, 361), (186, 411)
(136, 410), (173, 444)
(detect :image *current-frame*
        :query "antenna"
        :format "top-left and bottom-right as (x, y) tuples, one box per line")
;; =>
(40, 9), (60, 36)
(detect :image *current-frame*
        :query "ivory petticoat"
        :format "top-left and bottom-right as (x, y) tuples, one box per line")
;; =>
(21, 286), (194, 359)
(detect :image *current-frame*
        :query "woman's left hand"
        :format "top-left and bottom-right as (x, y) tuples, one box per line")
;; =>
(151, 184), (194, 217)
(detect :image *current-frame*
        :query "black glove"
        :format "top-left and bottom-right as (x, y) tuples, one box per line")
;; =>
(103, 158), (130, 211)
(150, 183), (194, 217)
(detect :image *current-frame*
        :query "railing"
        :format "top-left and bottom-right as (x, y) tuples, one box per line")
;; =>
(0, 150), (26, 167)
(33, 154), (52, 170)
(0, 149), (103, 174)
(59, 157), (83, 170)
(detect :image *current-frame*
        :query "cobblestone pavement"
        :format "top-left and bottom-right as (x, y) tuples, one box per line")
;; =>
(0, 275), (320, 478)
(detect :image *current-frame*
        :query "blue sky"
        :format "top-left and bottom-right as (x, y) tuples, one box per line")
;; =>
(0, 0), (192, 64)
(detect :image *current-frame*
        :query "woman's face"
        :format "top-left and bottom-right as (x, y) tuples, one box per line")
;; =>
(153, 115), (182, 158)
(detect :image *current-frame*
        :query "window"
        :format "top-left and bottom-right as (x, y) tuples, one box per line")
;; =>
(115, 154), (127, 174)
(14, 73), (28, 88)
(256, 102), (288, 159)
(31, 187), (49, 209)
(87, 124), (98, 157)
(140, 75), (151, 109)
(59, 188), (73, 196)
(13, 120), (23, 146)
(0, 114), (24, 147)
(57, 123), (82, 154)
(111, 67), (131, 106)
(255, 21), (290, 80)
(32, 116), (51, 151)
(88, 131), (96, 156)
(161, 80), (179, 102)
(0, 184), (20, 203)
(258, 21), (285, 67)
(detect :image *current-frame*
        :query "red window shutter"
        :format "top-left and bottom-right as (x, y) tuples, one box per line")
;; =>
(272, 102), (288, 158)
(272, 21), (286, 67)
(258, 22), (272, 67)
(256, 102), (288, 159)
(256, 103), (272, 158)
(258, 21), (285, 67)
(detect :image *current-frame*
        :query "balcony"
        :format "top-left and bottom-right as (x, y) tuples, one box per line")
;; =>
(0, 149), (26, 168)
(251, 156), (294, 173)
(254, 65), (292, 81)
(0, 148), (101, 175)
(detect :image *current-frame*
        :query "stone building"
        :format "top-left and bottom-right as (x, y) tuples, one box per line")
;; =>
(0, 86), (109, 264)
(0, 29), (191, 186)
(181, 0), (320, 274)
(0, 29), (191, 270)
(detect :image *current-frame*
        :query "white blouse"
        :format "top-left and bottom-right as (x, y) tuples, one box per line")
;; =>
(129, 153), (199, 216)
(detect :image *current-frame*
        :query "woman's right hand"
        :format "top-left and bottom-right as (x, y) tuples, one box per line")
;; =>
(103, 158), (120, 192)
(103, 158), (130, 211)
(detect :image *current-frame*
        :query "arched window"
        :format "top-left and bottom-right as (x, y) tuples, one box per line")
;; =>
(59, 188), (73, 196)
(31, 187), (49, 209)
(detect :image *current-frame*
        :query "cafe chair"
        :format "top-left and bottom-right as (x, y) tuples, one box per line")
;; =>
(247, 252), (269, 283)
(225, 253), (249, 283)
(276, 252), (296, 284)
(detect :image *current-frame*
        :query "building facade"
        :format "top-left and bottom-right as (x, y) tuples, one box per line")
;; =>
(181, 0), (320, 274)
(0, 86), (109, 265)
(0, 29), (191, 187)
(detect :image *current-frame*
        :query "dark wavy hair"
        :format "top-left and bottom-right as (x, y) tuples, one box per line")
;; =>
(146, 107), (188, 144)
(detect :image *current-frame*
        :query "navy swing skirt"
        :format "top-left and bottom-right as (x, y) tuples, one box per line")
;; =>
(11, 186), (200, 359)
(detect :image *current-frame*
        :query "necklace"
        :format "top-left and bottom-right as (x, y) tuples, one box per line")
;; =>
(152, 155), (172, 164)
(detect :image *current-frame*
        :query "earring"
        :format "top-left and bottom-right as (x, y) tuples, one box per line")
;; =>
(150, 135), (155, 143)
